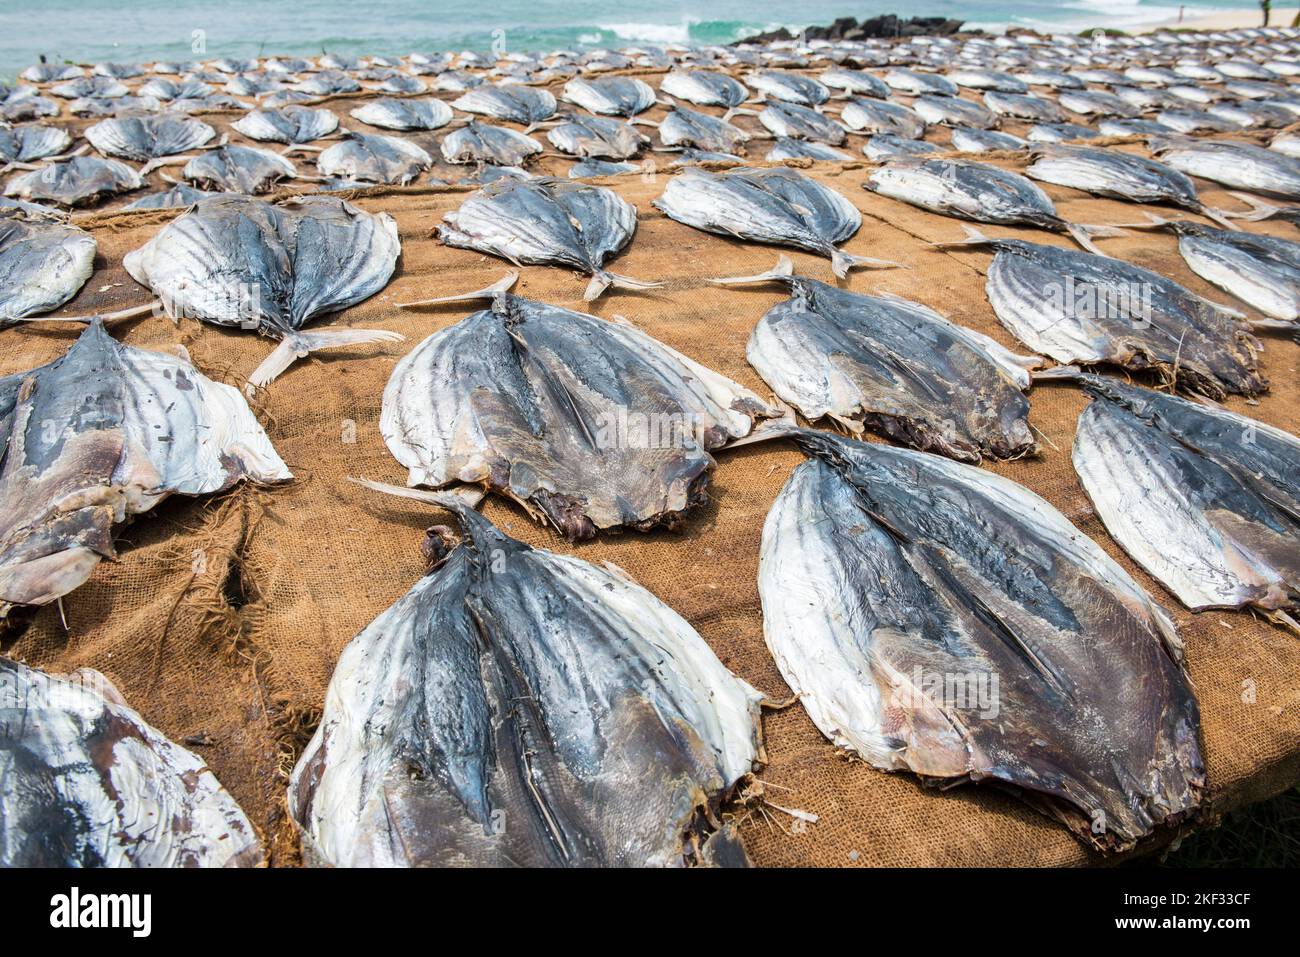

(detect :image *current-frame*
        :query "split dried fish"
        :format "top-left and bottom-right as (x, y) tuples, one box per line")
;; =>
(653, 166), (890, 278)
(659, 70), (749, 111)
(85, 115), (215, 162)
(0, 124), (72, 165)
(438, 177), (656, 299)
(453, 83), (556, 130)
(5, 156), (143, 207)
(440, 120), (541, 166)
(758, 100), (846, 144)
(747, 70), (830, 106)
(124, 194), (402, 385)
(318, 131), (432, 184)
(0, 213), (95, 324)
(657, 106), (749, 153)
(289, 488), (765, 867)
(350, 97), (453, 132)
(717, 255), (1039, 461)
(231, 106), (339, 144)
(840, 98), (926, 139)
(757, 427), (1204, 850)
(562, 76), (656, 116)
(1150, 136), (1300, 199)
(0, 321), (291, 612)
(183, 144), (296, 193)
(546, 114), (646, 159)
(0, 657), (264, 866)
(387, 284), (781, 536)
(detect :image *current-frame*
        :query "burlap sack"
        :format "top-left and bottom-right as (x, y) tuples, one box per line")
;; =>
(4, 74), (1298, 867)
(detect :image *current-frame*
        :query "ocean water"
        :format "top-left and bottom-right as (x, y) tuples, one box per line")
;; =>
(0, 0), (1267, 80)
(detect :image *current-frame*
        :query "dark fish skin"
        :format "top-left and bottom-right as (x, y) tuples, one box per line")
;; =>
(546, 114), (645, 159)
(0, 657), (264, 867)
(741, 266), (1039, 461)
(758, 100), (846, 145)
(0, 321), (290, 612)
(182, 144), (295, 193)
(381, 294), (781, 538)
(1057, 372), (1300, 614)
(288, 495), (765, 867)
(759, 428), (1204, 850)
(955, 231), (1267, 398)
(657, 106), (749, 153)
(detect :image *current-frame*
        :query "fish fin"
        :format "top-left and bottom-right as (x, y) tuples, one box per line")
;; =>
(584, 271), (661, 301)
(830, 248), (902, 278)
(18, 301), (161, 326)
(1222, 191), (1283, 221)
(397, 270), (519, 308)
(249, 328), (405, 387)
(1030, 364), (1084, 383)
(628, 117), (659, 128)
(709, 255), (795, 285)
(1200, 204), (1241, 231)
(723, 107), (759, 121)
(139, 155), (196, 176)
(1064, 222), (1128, 256)
(721, 414), (801, 450)
(347, 477), (484, 512)
(928, 224), (995, 249)
(1187, 291), (1248, 321)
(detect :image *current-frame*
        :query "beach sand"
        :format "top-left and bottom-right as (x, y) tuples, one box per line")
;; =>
(1142, 6), (1298, 31)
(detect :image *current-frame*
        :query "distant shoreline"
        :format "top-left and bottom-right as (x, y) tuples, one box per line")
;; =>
(1136, 6), (1295, 31)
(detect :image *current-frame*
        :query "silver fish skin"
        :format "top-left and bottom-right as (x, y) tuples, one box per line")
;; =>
(984, 90), (1066, 122)
(0, 124), (72, 164)
(49, 76), (129, 99)
(383, 293), (781, 536)
(439, 178), (651, 299)
(433, 69), (483, 92)
(839, 98), (927, 138)
(950, 229), (1266, 397)
(317, 132), (431, 185)
(758, 100), (846, 144)
(453, 83), (556, 127)
(950, 127), (1026, 153)
(4, 156), (143, 207)
(747, 69), (831, 106)
(913, 93), (998, 129)
(653, 166), (875, 278)
(440, 120), (542, 166)
(0, 658), (264, 867)
(947, 68), (1028, 93)
(883, 67), (958, 97)
(568, 158), (639, 177)
(1059, 89), (1141, 118)
(124, 194), (401, 385)
(1208, 100), (1295, 130)
(819, 68), (890, 99)
(862, 134), (941, 161)
(1063, 372), (1300, 613)
(758, 428), (1203, 850)
(1026, 122), (1099, 143)
(1156, 109), (1244, 134)
(290, 69), (360, 96)
(657, 106), (749, 153)
(1024, 144), (1209, 215)
(349, 97), (453, 131)
(122, 183), (232, 210)
(562, 76), (656, 116)
(85, 115), (215, 161)
(1015, 68), (1086, 90)
(546, 114), (646, 159)
(0, 215), (95, 323)
(0, 321), (291, 611)
(740, 263), (1040, 460)
(231, 105), (339, 143)
(660, 69), (749, 109)
(1097, 118), (1175, 136)
(373, 75), (427, 95)
(1150, 136), (1300, 199)
(289, 495), (765, 867)
(183, 144), (296, 192)
(766, 138), (852, 162)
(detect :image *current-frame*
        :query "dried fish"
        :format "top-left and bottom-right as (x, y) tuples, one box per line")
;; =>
(440, 120), (542, 166)
(453, 84), (556, 130)
(1149, 136), (1300, 199)
(231, 106), (339, 143)
(350, 97), (453, 131)
(758, 100), (846, 145)
(4, 156), (143, 207)
(840, 98), (926, 139)
(657, 106), (749, 153)
(659, 70), (749, 110)
(0, 214), (95, 324)
(0, 124), (72, 165)
(85, 115), (215, 161)
(546, 114), (646, 159)
(562, 76), (656, 117)
(318, 131), (431, 184)
(183, 144), (296, 193)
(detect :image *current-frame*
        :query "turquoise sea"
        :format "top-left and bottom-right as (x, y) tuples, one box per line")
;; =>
(0, 0), (1271, 81)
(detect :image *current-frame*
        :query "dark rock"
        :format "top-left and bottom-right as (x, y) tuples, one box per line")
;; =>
(736, 15), (968, 46)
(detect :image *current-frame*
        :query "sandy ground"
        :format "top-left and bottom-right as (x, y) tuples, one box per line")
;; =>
(1142, 6), (1298, 31)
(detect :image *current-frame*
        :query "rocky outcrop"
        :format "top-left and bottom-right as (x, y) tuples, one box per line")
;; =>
(736, 15), (968, 45)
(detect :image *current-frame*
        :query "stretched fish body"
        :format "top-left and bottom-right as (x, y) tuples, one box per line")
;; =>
(231, 105), (339, 143)
(291, 69), (361, 96)
(434, 70), (482, 93)
(658, 106), (749, 153)
(183, 144), (295, 193)
(1150, 136), (1300, 199)
(374, 75), (427, 95)
(819, 68), (889, 99)
(383, 293), (781, 536)
(69, 95), (162, 118)
(883, 67), (958, 97)
(984, 91), (1066, 123)
(766, 138), (851, 162)
(947, 229), (1265, 397)
(317, 132), (431, 184)
(660, 70), (749, 109)
(1026, 122), (1099, 143)
(1063, 372), (1300, 613)
(562, 76), (656, 116)
(1111, 86), (1178, 112)
(1, 90), (59, 122)
(124, 195), (402, 385)
(4, 156), (143, 207)
(758, 428), (1203, 850)
(1209, 100), (1294, 130)
(1024, 145), (1216, 219)
(350, 97), (453, 131)
(0, 215), (95, 323)
(1155, 110), (1240, 134)
(914, 94), (998, 129)
(1015, 68), (1085, 90)
(862, 134), (941, 161)
(758, 101), (846, 145)
(568, 158), (639, 177)
(734, 260), (1039, 460)
(840, 98), (926, 138)
(653, 166), (877, 278)
(50, 76), (129, 100)
(1097, 118), (1175, 136)
(139, 78), (214, 102)
(747, 70), (830, 106)
(84, 115), (215, 161)
(0, 658), (264, 867)
(440, 120), (542, 166)
(0, 321), (291, 611)
(1059, 90), (1140, 118)
(122, 183), (231, 210)
(1166, 85), (1220, 106)
(546, 114), (645, 159)
(453, 84), (556, 128)
(19, 63), (85, 83)
(289, 495), (765, 867)
(951, 127), (1026, 152)
(0, 124), (72, 164)
(439, 178), (653, 299)
(948, 68), (1028, 93)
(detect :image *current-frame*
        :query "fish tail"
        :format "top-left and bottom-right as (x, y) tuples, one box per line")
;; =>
(709, 255), (796, 286)
(1199, 204), (1242, 231)
(1223, 191), (1283, 222)
(585, 271), (662, 301)
(928, 224), (995, 250)
(1063, 222), (1127, 256)
(346, 477), (485, 512)
(249, 328), (405, 388)
(628, 117), (659, 129)
(397, 270), (518, 308)
(1031, 364), (1085, 383)
(830, 248), (902, 278)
